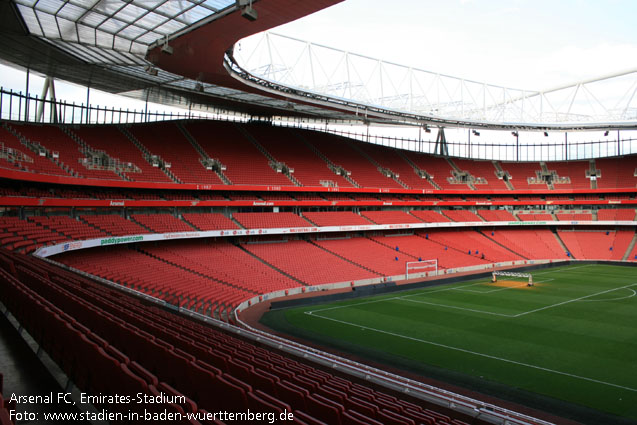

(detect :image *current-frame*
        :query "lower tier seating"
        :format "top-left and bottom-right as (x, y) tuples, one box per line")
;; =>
(0, 249), (471, 425)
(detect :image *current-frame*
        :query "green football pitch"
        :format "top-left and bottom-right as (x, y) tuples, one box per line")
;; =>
(261, 264), (637, 422)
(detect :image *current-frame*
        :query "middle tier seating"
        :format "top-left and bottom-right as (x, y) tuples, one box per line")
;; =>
(182, 213), (240, 231)
(233, 212), (312, 229)
(477, 210), (517, 221)
(442, 210), (483, 222)
(360, 210), (423, 224)
(302, 211), (372, 227)
(131, 214), (195, 233)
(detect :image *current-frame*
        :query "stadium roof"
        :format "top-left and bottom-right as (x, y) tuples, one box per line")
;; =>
(1, 0), (637, 131)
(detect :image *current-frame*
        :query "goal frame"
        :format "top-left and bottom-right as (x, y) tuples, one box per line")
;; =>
(406, 259), (438, 279)
(492, 270), (533, 286)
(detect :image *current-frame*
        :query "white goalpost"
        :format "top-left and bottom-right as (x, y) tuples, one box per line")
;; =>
(492, 270), (534, 286)
(406, 259), (438, 279)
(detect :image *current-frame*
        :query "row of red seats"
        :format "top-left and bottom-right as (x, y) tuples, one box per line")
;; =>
(558, 230), (634, 260)
(0, 373), (14, 425)
(2, 249), (471, 425)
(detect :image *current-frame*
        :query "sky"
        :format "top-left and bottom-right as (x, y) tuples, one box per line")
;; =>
(272, 0), (637, 90)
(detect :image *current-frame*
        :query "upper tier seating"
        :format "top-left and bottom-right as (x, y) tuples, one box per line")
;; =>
(129, 121), (222, 184)
(499, 162), (544, 190)
(181, 213), (239, 231)
(247, 125), (353, 187)
(558, 230), (633, 260)
(401, 153), (458, 189)
(72, 126), (172, 183)
(409, 210), (451, 222)
(80, 214), (149, 236)
(185, 121), (294, 187)
(1, 248), (471, 425)
(597, 209), (636, 221)
(131, 214), (195, 233)
(452, 158), (509, 189)
(304, 132), (403, 189)
(243, 240), (378, 285)
(302, 212), (372, 227)
(233, 212), (312, 229)
(0, 126), (71, 177)
(11, 123), (123, 180)
(595, 157), (637, 189)
(547, 161), (591, 189)
(354, 142), (433, 189)
(442, 210), (483, 222)
(477, 210), (517, 221)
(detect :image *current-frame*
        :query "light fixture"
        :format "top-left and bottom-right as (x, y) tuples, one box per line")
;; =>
(544, 131), (549, 137)
(195, 82), (204, 92)
(604, 130), (609, 136)
(472, 130), (480, 136)
(144, 65), (158, 76)
(237, 0), (257, 21)
(512, 131), (518, 137)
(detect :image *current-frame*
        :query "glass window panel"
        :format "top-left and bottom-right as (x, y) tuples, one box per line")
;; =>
(135, 12), (167, 30)
(152, 20), (185, 35)
(114, 4), (148, 24)
(14, 0), (39, 6)
(96, 31), (115, 48)
(33, 0), (63, 14)
(99, 17), (128, 33)
(178, 5), (215, 24)
(77, 24), (97, 45)
(135, 31), (162, 45)
(16, 5), (43, 36)
(57, 2), (85, 21)
(117, 25), (146, 40)
(36, 11), (61, 39)
(80, 11), (108, 27)
(57, 17), (79, 43)
(155, 1), (190, 18)
(203, 0), (235, 10)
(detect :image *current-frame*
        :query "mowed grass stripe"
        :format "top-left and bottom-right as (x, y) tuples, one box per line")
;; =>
(276, 264), (637, 420)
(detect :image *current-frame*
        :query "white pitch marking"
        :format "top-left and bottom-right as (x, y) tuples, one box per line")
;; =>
(396, 297), (514, 317)
(512, 283), (637, 317)
(308, 312), (637, 393)
(578, 288), (637, 303)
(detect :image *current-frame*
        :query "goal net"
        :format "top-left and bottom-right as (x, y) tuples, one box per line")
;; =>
(492, 270), (533, 286)
(406, 259), (438, 279)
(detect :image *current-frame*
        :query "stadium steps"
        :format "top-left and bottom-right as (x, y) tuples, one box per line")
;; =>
(60, 127), (130, 181)
(395, 150), (440, 189)
(176, 122), (233, 185)
(478, 230), (529, 260)
(347, 141), (410, 189)
(78, 217), (115, 236)
(552, 229), (573, 258)
(446, 158), (476, 190)
(117, 126), (182, 184)
(234, 125), (301, 187)
(493, 161), (515, 190)
(235, 243), (309, 287)
(293, 130), (361, 188)
(622, 231), (637, 261)
(2, 122), (78, 177)
(589, 159), (597, 189)
(307, 240), (383, 276)
(128, 217), (156, 234)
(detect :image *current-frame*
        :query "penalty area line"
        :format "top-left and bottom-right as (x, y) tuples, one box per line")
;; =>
(308, 312), (637, 393)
